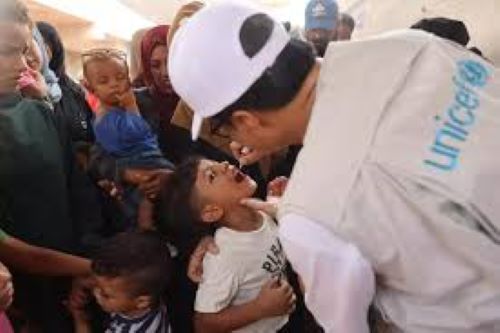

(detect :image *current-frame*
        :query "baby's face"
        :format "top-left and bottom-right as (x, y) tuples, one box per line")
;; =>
(194, 159), (257, 210)
(93, 275), (142, 315)
(86, 57), (130, 106)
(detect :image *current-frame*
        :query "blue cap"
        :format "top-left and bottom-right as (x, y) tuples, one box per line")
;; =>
(305, 0), (338, 31)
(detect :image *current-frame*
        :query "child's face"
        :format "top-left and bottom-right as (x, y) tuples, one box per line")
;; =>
(194, 160), (257, 221)
(0, 22), (30, 94)
(85, 57), (130, 106)
(94, 275), (148, 315)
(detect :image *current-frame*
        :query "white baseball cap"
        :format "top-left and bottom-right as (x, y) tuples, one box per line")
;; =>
(168, 0), (291, 140)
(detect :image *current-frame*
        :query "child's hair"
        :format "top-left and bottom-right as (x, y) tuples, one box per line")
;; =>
(92, 230), (172, 303)
(155, 156), (213, 257)
(0, 0), (31, 26)
(81, 48), (129, 81)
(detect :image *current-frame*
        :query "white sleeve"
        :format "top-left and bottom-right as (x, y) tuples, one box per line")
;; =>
(279, 213), (375, 333)
(194, 253), (239, 313)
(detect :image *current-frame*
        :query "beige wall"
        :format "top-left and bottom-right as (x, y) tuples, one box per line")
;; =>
(357, 0), (500, 65)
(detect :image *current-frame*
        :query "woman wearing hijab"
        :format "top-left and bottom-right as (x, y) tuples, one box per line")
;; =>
(35, 22), (107, 257)
(36, 21), (94, 144)
(134, 25), (180, 163)
(30, 27), (62, 104)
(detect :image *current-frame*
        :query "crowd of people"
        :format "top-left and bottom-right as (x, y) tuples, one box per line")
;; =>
(0, 0), (499, 332)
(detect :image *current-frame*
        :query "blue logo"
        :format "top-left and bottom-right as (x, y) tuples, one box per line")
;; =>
(424, 59), (490, 172)
(457, 60), (490, 88)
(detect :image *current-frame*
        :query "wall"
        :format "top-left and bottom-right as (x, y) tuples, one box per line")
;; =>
(357, 0), (500, 65)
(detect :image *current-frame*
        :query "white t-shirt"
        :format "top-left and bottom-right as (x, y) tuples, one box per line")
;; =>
(195, 213), (289, 333)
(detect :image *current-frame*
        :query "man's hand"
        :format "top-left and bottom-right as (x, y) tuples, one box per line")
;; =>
(254, 278), (296, 318)
(239, 177), (288, 219)
(188, 236), (219, 283)
(230, 142), (271, 167)
(267, 176), (289, 198)
(0, 262), (13, 311)
(240, 198), (278, 219)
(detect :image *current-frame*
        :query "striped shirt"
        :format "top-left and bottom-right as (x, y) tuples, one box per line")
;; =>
(106, 306), (169, 333)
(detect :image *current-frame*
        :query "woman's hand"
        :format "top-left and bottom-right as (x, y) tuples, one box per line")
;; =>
(187, 236), (219, 283)
(19, 68), (48, 100)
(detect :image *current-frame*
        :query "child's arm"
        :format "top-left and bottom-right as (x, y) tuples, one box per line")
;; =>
(72, 315), (92, 333)
(0, 234), (91, 277)
(66, 287), (93, 333)
(194, 278), (296, 333)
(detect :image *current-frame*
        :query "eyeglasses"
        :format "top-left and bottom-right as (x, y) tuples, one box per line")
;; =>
(81, 48), (127, 64)
(209, 117), (232, 139)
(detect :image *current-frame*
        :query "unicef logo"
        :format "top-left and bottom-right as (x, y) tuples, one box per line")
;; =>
(457, 59), (490, 88)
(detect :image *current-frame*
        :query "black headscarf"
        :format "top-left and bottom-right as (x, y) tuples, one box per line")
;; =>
(36, 21), (66, 79)
(36, 21), (95, 143)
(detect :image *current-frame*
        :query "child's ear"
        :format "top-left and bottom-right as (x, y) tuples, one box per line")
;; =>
(135, 295), (152, 311)
(82, 78), (94, 93)
(200, 204), (224, 224)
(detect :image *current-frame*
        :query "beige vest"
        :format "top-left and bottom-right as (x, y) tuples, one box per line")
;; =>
(280, 30), (500, 333)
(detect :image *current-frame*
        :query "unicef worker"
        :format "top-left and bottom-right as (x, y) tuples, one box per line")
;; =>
(168, 2), (500, 332)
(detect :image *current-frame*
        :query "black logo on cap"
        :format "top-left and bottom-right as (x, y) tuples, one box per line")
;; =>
(239, 13), (274, 58)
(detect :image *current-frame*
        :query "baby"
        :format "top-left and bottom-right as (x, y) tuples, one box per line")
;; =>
(82, 49), (173, 228)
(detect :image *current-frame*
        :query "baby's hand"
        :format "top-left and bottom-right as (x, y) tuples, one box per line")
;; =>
(117, 88), (138, 111)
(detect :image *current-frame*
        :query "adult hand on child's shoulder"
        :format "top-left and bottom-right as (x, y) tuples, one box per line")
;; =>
(254, 277), (296, 318)
(188, 236), (219, 283)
